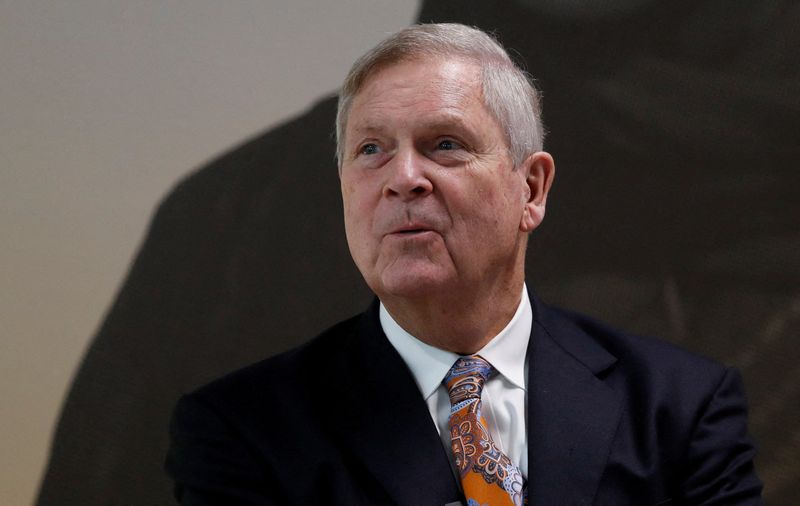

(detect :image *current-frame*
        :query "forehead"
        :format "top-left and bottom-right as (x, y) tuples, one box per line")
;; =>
(346, 58), (489, 135)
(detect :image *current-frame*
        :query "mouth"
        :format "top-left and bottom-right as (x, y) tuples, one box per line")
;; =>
(387, 225), (436, 238)
(394, 228), (429, 235)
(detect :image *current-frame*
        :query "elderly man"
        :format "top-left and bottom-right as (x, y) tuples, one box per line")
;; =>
(166, 23), (761, 505)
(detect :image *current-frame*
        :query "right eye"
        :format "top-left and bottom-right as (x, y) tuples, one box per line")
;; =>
(359, 143), (380, 155)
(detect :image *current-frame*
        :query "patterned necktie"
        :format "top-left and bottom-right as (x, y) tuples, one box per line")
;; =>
(444, 355), (525, 506)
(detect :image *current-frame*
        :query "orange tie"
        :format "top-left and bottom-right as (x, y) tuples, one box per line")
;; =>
(444, 355), (524, 506)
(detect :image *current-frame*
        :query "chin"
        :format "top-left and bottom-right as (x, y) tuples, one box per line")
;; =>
(376, 268), (454, 300)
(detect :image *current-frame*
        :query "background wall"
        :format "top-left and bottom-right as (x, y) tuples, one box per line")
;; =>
(0, 2), (419, 504)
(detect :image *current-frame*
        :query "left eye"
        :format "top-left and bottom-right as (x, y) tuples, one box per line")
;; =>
(437, 139), (459, 151)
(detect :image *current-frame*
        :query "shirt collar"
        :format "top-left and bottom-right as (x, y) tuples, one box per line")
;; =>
(380, 285), (532, 399)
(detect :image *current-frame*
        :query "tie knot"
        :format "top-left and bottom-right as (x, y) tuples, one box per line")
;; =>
(443, 355), (493, 405)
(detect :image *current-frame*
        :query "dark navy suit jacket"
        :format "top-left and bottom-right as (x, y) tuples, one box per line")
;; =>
(166, 292), (762, 505)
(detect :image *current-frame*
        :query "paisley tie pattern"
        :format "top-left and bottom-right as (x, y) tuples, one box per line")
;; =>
(443, 355), (525, 506)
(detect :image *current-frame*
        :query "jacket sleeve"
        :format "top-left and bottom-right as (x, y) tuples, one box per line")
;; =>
(165, 393), (287, 505)
(679, 367), (763, 505)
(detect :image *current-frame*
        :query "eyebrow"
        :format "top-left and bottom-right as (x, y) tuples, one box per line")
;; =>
(350, 122), (389, 137)
(350, 113), (473, 137)
(419, 114), (472, 133)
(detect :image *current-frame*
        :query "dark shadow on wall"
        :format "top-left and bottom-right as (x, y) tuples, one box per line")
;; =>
(37, 1), (799, 504)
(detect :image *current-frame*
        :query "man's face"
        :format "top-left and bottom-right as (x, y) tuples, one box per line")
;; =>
(340, 57), (545, 302)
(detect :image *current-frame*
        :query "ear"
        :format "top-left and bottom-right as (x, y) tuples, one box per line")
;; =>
(519, 151), (555, 233)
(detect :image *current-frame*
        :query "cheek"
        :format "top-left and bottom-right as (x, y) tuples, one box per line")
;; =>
(341, 180), (365, 220)
(340, 177), (356, 206)
(341, 182), (379, 251)
(467, 185), (523, 235)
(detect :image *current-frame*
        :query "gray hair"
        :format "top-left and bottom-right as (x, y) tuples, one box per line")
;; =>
(335, 23), (545, 167)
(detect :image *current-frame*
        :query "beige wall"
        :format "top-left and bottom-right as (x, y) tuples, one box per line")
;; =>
(0, 2), (418, 504)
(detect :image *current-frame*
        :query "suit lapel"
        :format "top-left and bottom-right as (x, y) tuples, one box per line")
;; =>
(527, 295), (622, 505)
(331, 301), (461, 506)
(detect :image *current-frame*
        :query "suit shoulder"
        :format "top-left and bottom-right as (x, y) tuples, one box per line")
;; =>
(542, 303), (729, 391)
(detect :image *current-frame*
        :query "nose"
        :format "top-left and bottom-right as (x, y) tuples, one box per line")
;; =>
(383, 148), (433, 200)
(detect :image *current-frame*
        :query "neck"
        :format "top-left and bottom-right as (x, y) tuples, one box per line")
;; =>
(381, 279), (525, 355)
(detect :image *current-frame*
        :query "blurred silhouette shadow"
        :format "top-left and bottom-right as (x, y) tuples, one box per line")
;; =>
(37, 1), (799, 504)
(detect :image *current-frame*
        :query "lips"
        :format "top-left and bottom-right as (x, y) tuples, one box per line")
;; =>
(377, 212), (443, 238)
(393, 226), (432, 234)
(389, 223), (436, 235)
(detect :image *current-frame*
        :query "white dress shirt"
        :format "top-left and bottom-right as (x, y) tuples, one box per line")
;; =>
(379, 285), (531, 478)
